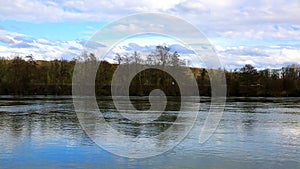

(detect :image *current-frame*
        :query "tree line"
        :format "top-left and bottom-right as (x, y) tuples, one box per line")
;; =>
(0, 55), (74, 95)
(0, 46), (300, 96)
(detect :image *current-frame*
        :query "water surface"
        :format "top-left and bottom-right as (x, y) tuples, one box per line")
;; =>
(0, 96), (299, 168)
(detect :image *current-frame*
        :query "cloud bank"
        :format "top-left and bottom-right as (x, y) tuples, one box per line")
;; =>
(0, 0), (299, 68)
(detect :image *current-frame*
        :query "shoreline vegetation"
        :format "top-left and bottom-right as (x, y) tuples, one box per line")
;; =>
(0, 46), (299, 97)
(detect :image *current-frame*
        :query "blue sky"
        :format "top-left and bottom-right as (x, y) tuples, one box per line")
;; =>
(0, 20), (106, 41)
(0, 0), (300, 69)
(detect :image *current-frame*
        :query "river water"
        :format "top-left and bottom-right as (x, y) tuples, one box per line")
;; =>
(0, 96), (299, 168)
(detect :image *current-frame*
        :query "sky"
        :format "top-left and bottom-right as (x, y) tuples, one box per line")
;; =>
(0, 0), (300, 69)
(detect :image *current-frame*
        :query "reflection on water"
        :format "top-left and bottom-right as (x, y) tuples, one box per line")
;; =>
(100, 97), (181, 137)
(0, 96), (299, 168)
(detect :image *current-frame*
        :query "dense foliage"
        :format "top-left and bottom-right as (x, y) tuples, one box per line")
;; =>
(0, 52), (299, 96)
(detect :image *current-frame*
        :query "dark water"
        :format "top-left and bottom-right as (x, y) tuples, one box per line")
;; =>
(0, 96), (299, 168)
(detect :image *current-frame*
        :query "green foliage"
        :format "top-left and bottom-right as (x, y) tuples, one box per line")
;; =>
(0, 53), (299, 96)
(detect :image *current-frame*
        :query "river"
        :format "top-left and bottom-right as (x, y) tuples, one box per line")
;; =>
(0, 96), (299, 168)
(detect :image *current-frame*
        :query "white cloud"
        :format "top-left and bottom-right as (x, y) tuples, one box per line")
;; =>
(0, 0), (300, 68)
(217, 46), (300, 69)
(174, 0), (209, 13)
(278, 48), (300, 64)
(1, 26), (299, 69)
(36, 38), (51, 44)
(0, 0), (299, 41)
(0, 29), (83, 60)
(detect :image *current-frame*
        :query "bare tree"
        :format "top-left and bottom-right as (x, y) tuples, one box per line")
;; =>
(131, 51), (142, 64)
(113, 53), (123, 65)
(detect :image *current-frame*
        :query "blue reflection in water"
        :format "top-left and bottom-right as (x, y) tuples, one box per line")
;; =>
(0, 96), (299, 168)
